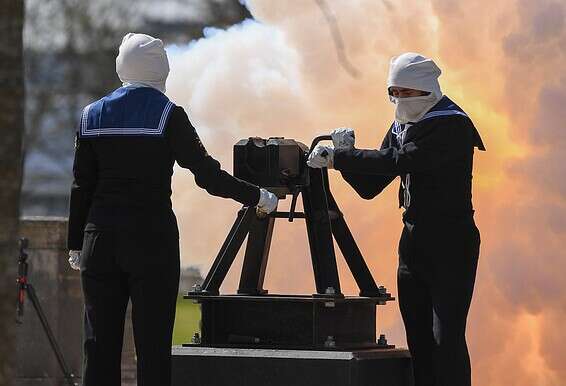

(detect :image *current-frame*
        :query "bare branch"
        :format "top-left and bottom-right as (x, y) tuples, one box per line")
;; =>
(314, 0), (361, 79)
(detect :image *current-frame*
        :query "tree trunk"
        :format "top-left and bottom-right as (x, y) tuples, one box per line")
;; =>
(0, 0), (25, 385)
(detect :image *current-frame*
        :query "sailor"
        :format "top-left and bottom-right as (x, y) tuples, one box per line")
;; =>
(66, 33), (278, 386)
(307, 52), (485, 386)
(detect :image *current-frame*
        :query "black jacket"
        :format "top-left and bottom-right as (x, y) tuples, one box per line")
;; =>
(334, 98), (484, 223)
(68, 106), (259, 250)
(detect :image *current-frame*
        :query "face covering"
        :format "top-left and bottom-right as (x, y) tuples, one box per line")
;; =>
(387, 52), (443, 123)
(116, 33), (169, 93)
(390, 93), (441, 124)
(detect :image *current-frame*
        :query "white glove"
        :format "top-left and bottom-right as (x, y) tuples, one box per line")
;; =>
(68, 250), (81, 271)
(331, 127), (355, 150)
(307, 145), (334, 169)
(257, 188), (278, 215)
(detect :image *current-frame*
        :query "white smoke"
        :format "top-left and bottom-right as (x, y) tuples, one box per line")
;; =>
(163, 1), (566, 385)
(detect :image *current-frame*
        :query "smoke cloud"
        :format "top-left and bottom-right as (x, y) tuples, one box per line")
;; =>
(165, 1), (566, 385)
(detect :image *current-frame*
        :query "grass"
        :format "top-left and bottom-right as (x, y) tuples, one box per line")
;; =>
(172, 295), (201, 345)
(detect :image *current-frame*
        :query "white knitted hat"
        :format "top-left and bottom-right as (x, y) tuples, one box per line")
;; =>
(387, 52), (442, 98)
(116, 33), (170, 93)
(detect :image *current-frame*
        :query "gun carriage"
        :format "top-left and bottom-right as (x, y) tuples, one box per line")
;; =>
(185, 136), (394, 350)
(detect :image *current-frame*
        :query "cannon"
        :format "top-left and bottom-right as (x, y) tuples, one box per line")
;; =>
(173, 136), (412, 386)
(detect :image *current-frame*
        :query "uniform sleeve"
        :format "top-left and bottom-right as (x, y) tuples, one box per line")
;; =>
(67, 133), (97, 250)
(165, 106), (260, 206)
(338, 129), (397, 199)
(334, 116), (474, 176)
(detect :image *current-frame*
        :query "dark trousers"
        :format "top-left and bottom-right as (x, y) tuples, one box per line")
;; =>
(397, 217), (480, 386)
(79, 226), (180, 386)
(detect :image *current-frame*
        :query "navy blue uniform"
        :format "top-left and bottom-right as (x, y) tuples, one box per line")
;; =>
(67, 86), (259, 386)
(334, 96), (485, 386)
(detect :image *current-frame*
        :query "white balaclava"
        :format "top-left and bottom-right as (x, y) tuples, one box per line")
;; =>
(116, 33), (169, 93)
(387, 52), (443, 124)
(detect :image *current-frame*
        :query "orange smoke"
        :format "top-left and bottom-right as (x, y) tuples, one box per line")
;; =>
(166, 1), (566, 385)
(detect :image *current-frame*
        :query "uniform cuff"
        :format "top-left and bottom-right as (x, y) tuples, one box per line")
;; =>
(332, 148), (350, 171)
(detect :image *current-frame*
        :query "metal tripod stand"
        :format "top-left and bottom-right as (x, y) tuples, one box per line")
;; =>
(194, 135), (386, 298)
(185, 135), (393, 350)
(16, 238), (79, 386)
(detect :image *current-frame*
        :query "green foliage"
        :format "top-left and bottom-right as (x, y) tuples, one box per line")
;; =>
(172, 295), (201, 345)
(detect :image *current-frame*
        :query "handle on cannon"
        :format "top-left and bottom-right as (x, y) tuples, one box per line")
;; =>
(286, 135), (333, 222)
(306, 134), (333, 211)
(308, 135), (332, 156)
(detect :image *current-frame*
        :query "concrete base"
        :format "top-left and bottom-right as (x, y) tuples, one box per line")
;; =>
(172, 346), (414, 386)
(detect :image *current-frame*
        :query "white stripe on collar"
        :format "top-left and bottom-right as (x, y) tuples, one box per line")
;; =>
(80, 100), (174, 137)
(420, 109), (468, 121)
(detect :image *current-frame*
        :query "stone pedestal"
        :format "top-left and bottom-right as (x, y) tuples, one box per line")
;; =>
(15, 216), (137, 386)
(172, 346), (414, 386)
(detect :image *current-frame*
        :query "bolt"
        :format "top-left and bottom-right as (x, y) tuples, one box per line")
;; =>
(191, 332), (201, 344)
(377, 334), (387, 346)
(325, 287), (335, 295)
(324, 335), (336, 348)
(192, 283), (202, 292)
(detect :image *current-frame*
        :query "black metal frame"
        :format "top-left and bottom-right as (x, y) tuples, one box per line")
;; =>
(186, 135), (395, 350)
(194, 136), (384, 298)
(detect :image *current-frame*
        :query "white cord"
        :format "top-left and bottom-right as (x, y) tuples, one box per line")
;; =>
(394, 122), (412, 209)
(402, 173), (411, 209)
(393, 122), (412, 146)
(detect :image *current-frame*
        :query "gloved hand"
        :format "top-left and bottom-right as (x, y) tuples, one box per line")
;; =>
(307, 145), (334, 169)
(257, 188), (278, 215)
(68, 250), (81, 271)
(331, 127), (355, 150)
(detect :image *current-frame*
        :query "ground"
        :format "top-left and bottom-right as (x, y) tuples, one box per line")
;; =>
(172, 295), (201, 345)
